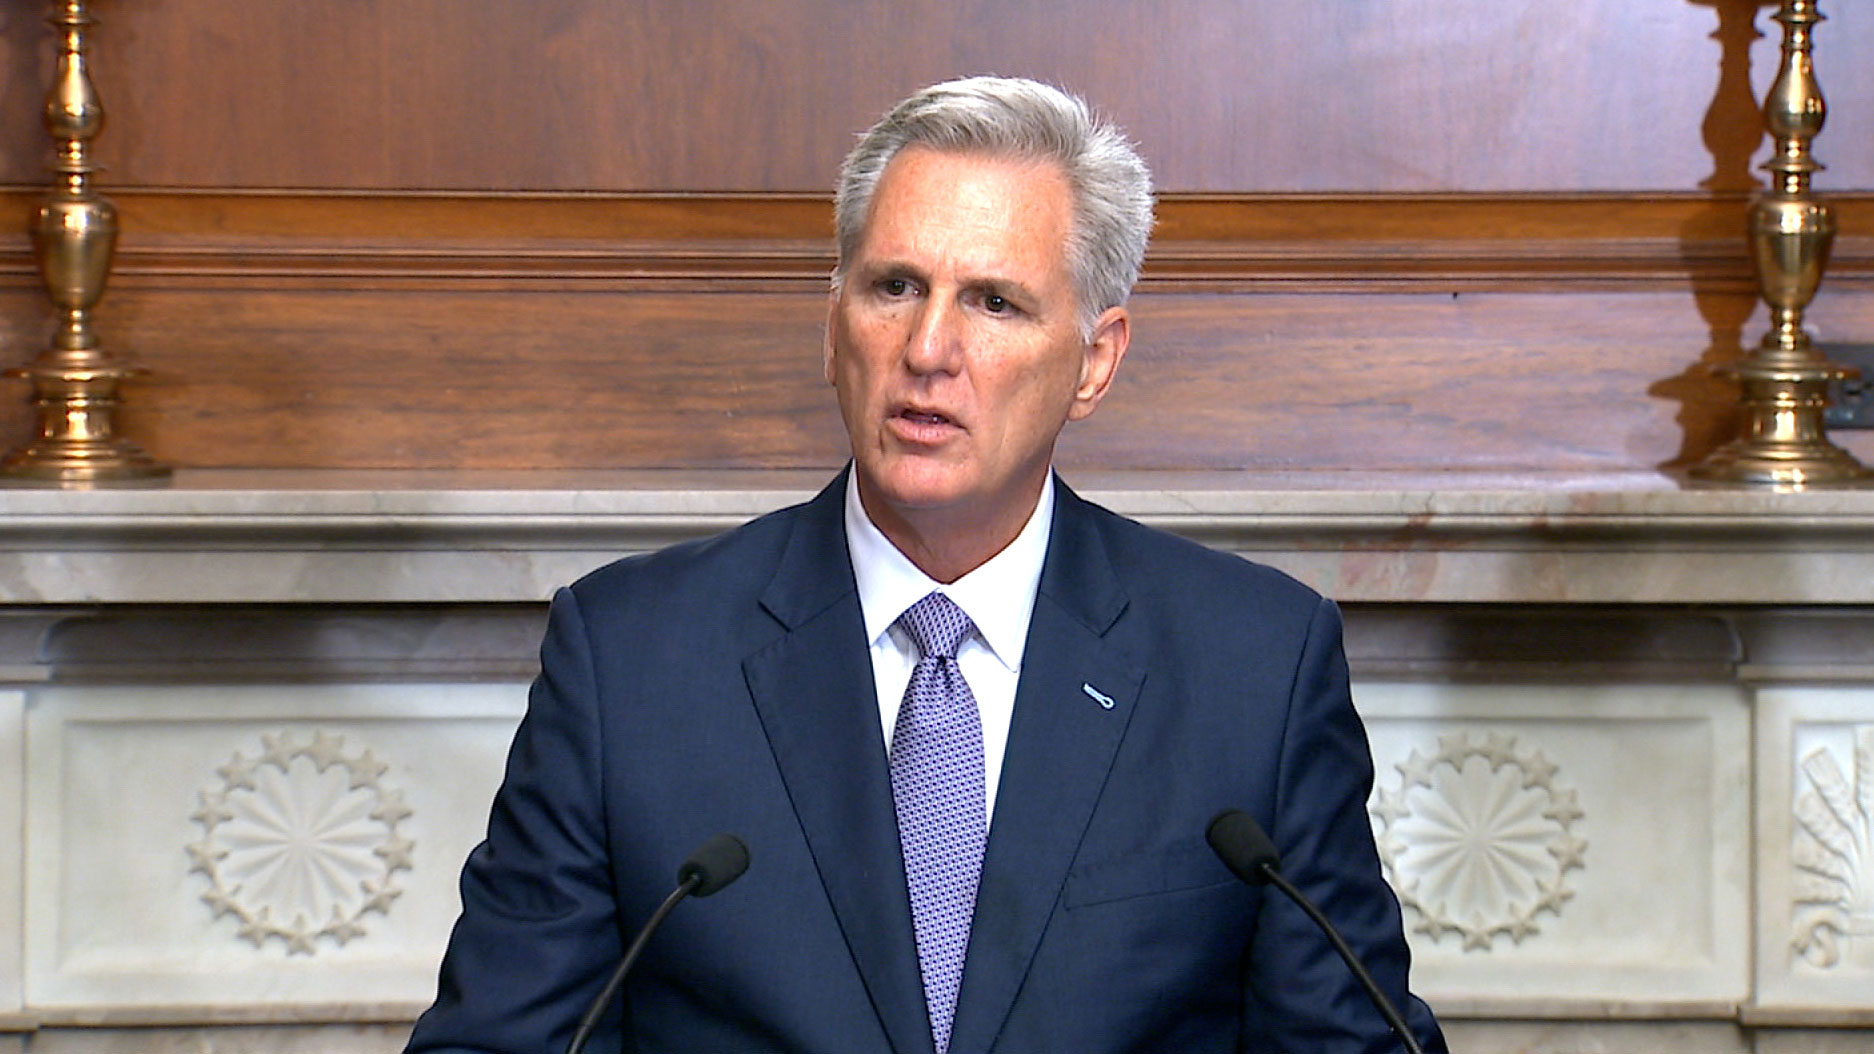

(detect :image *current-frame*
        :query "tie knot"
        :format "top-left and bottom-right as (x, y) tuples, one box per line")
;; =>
(897, 592), (973, 660)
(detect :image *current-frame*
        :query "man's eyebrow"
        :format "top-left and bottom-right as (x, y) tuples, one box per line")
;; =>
(965, 275), (1042, 306)
(854, 257), (924, 280)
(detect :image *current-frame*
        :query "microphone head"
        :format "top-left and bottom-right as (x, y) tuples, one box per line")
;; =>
(677, 833), (750, 897)
(1207, 809), (1281, 886)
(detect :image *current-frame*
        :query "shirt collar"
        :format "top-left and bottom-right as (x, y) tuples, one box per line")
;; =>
(845, 470), (1054, 673)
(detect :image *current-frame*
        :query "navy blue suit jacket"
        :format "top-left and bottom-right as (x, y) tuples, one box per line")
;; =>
(408, 473), (1444, 1053)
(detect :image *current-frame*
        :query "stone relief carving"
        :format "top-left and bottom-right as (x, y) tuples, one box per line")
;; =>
(1372, 731), (1586, 952)
(1793, 724), (1874, 970)
(188, 730), (414, 955)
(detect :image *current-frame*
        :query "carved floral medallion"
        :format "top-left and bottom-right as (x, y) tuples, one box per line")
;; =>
(188, 730), (414, 955)
(1793, 724), (1874, 970)
(1372, 731), (1586, 952)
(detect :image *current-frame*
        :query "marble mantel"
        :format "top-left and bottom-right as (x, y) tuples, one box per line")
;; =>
(6, 467), (1874, 606)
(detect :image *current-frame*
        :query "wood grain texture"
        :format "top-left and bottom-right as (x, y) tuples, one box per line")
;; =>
(0, 0), (1866, 193)
(1, 187), (1869, 474)
(0, 190), (1870, 475)
(27, 286), (1858, 473)
(4, 190), (1871, 289)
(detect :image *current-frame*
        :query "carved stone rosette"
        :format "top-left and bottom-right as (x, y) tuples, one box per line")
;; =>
(1, 0), (169, 485)
(1372, 732), (1587, 952)
(188, 731), (415, 956)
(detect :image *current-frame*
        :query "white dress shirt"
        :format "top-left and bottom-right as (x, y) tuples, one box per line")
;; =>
(844, 471), (1054, 824)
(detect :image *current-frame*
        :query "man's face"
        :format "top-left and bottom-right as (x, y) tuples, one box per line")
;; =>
(825, 147), (1128, 551)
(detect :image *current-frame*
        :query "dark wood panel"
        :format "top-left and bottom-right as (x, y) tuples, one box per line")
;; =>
(96, 287), (849, 470)
(3, 190), (1873, 290)
(3, 191), (1870, 474)
(0, 0), (1866, 193)
(3, 282), (1868, 474)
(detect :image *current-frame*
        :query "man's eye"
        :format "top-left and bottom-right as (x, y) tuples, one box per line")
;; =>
(881, 278), (912, 297)
(983, 294), (1010, 314)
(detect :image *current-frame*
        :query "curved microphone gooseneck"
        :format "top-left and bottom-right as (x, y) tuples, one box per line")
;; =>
(565, 833), (750, 1054)
(1206, 810), (1426, 1054)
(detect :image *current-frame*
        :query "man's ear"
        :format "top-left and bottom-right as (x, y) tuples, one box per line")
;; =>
(1068, 306), (1130, 421)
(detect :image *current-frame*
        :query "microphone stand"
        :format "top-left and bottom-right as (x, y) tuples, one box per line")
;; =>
(565, 873), (702, 1054)
(1250, 860), (1426, 1054)
(1208, 809), (1426, 1054)
(565, 833), (749, 1054)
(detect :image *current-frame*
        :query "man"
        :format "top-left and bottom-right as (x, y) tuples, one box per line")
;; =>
(408, 76), (1445, 1054)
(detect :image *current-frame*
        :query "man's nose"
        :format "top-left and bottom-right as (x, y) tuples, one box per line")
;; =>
(903, 295), (964, 375)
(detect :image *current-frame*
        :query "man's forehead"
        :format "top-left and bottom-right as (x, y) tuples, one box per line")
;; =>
(859, 149), (1073, 250)
(873, 145), (1070, 207)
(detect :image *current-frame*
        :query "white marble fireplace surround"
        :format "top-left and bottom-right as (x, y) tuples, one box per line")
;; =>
(2, 468), (1873, 1054)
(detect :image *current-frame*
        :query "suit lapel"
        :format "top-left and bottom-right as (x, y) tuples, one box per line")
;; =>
(742, 474), (934, 1054)
(948, 481), (1145, 1054)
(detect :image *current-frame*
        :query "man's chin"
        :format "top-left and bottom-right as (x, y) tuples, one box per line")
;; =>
(855, 462), (977, 516)
(868, 480), (971, 514)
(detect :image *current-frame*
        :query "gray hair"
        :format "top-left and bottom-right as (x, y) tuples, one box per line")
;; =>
(833, 76), (1155, 338)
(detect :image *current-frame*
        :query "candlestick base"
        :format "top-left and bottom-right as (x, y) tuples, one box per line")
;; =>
(0, 360), (170, 487)
(1687, 357), (1870, 487)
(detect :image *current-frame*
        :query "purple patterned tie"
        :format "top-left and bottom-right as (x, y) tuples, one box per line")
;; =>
(890, 592), (986, 1054)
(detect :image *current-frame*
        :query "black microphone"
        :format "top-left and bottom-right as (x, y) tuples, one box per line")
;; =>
(1206, 810), (1426, 1054)
(677, 831), (751, 896)
(565, 833), (750, 1054)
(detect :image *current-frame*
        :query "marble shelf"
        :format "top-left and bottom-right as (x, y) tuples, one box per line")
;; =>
(3, 468), (1874, 604)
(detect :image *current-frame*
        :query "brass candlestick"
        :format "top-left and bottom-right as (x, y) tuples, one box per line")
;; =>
(1, 0), (168, 486)
(1690, 0), (1868, 486)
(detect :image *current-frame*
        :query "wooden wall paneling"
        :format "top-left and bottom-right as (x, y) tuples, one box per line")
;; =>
(2, 191), (1871, 474)
(0, 0), (1866, 193)
(0, 286), (1709, 473)
(101, 287), (850, 470)
(0, 284), (40, 464)
(58, 284), (1872, 473)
